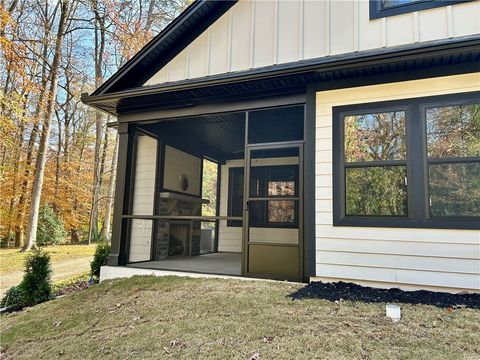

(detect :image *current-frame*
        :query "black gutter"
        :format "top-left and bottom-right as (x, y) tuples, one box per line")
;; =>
(82, 34), (480, 108)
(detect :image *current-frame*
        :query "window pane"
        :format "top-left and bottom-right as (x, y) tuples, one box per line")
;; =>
(381, 0), (424, 9)
(268, 181), (295, 196)
(344, 111), (406, 162)
(346, 166), (408, 216)
(267, 167), (297, 196)
(268, 200), (295, 223)
(426, 103), (480, 159)
(429, 162), (480, 217)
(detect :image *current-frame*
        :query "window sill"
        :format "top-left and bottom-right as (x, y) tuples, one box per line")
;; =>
(369, 0), (473, 20)
(333, 217), (480, 230)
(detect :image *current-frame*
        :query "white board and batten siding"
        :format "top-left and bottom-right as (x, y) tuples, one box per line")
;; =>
(218, 158), (300, 253)
(129, 135), (158, 263)
(144, 0), (480, 86)
(314, 73), (480, 292)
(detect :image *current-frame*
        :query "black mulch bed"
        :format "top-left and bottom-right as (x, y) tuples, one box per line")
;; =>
(289, 281), (480, 309)
(55, 280), (90, 297)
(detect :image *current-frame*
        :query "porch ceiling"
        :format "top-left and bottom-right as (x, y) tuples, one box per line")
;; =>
(139, 105), (305, 161)
(141, 112), (245, 160)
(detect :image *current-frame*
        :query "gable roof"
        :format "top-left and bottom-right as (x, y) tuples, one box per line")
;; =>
(83, 0), (480, 117)
(92, 0), (236, 96)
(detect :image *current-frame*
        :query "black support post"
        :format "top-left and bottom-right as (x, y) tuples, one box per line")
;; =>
(304, 84), (316, 278)
(214, 161), (222, 252)
(109, 122), (134, 266)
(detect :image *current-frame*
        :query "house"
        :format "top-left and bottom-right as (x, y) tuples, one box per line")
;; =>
(82, 0), (480, 293)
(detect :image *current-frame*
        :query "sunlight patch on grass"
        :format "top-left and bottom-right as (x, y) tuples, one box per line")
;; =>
(0, 245), (96, 274)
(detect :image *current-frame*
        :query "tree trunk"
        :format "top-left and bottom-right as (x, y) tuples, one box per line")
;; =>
(15, 121), (39, 248)
(10, 111), (25, 246)
(54, 110), (63, 211)
(99, 125), (108, 188)
(71, 136), (86, 244)
(15, 0), (53, 247)
(88, 0), (106, 244)
(24, 0), (70, 251)
(101, 133), (118, 241)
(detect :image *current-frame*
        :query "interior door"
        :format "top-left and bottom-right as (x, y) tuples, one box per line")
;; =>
(242, 143), (303, 281)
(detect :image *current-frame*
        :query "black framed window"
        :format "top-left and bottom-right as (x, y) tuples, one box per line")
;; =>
(369, 0), (473, 20)
(227, 165), (299, 228)
(343, 109), (408, 217)
(333, 92), (479, 229)
(424, 103), (480, 218)
(262, 166), (298, 226)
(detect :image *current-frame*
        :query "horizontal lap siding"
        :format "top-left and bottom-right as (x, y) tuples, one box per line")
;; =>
(129, 136), (157, 262)
(129, 219), (154, 262)
(218, 160), (243, 252)
(315, 264), (480, 290)
(314, 73), (480, 291)
(144, 0), (480, 86)
(316, 251), (479, 274)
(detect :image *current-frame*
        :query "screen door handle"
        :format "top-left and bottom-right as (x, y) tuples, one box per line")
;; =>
(244, 200), (249, 211)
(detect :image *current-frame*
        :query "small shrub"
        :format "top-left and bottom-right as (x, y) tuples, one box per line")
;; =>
(0, 233), (14, 248)
(36, 204), (67, 246)
(1, 286), (25, 310)
(90, 242), (110, 279)
(19, 249), (53, 306)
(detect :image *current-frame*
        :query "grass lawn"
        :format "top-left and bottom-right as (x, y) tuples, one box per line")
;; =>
(1, 276), (479, 360)
(0, 244), (96, 274)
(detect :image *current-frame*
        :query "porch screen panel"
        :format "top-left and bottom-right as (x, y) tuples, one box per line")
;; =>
(129, 134), (157, 262)
(247, 106), (304, 144)
(246, 147), (301, 281)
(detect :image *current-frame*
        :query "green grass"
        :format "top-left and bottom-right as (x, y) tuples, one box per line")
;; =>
(1, 276), (479, 359)
(0, 245), (96, 274)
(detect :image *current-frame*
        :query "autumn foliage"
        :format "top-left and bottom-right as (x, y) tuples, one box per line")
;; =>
(0, 0), (190, 247)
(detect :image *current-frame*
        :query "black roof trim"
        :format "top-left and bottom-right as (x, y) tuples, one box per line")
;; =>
(82, 35), (480, 115)
(92, 0), (236, 95)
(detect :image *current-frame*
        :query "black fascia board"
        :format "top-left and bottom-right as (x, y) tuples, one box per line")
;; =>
(81, 34), (480, 115)
(92, 0), (236, 96)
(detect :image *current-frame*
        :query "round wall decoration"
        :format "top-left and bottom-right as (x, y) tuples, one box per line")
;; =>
(180, 174), (189, 191)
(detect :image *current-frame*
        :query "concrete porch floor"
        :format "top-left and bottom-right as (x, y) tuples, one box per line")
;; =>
(127, 252), (241, 276)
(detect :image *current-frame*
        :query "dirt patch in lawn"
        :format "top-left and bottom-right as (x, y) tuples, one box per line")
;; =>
(54, 272), (92, 297)
(290, 281), (480, 309)
(1, 276), (479, 360)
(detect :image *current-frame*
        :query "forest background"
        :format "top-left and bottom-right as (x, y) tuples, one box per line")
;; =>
(0, 0), (203, 250)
